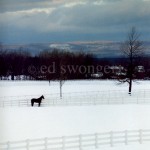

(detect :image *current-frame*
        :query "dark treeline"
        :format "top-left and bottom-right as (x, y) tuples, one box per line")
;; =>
(0, 49), (94, 80)
(0, 48), (150, 80)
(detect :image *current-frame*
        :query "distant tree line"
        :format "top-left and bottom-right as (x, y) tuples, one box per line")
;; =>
(0, 48), (94, 80)
(0, 46), (150, 81)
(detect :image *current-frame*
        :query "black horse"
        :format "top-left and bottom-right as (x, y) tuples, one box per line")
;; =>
(31, 95), (44, 107)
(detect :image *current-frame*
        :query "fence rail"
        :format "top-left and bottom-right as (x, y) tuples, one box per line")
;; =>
(0, 89), (150, 107)
(1, 129), (150, 150)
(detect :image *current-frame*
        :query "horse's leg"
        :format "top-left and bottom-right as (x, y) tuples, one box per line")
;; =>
(31, 100), (34, 107)
(39, 102), (40, 107)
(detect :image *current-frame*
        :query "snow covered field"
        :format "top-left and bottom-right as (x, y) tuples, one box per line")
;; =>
(0, 80), (150, 97)
(0, 80), (150, 150)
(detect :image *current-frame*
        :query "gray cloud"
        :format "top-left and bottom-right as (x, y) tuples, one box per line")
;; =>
(47, 0), (150, 32)
(0, 0), (150, 43)
(0, 0), (55, 13)
(0, 0), (123, 13)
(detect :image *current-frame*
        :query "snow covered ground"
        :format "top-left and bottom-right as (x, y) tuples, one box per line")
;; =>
(0, 80), (150, 97)
(1, 106), (150, 150)
(0, 80), (150, 150)
(1, 105), (150, 142)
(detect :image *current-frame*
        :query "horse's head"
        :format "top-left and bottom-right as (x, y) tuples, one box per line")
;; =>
(41, 95), (45, 99)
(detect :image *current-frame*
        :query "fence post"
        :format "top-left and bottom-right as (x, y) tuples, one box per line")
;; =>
(110, 131), (113, 147)
(80, 99), (82, 106)
(18, 100), (20, 107)
(53, 99), (55, 106)
(7, 141), (10, 150)
(139, 129), (143, 144)
(125, 130), (128, 145)
(45, 137), (48, 150)
(26, 139), (29, 150)
(122, 97), (124, 104)
(137, 97), (139, 104)
(27, 100), (28, 107)
(95, 133), (98, 148)
(79, 135), (82, 150)
(94, 97), (97, 105)
(62, 136), (65, 150)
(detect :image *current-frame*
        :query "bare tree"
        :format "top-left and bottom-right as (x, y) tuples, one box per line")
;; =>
(59, 75), (66, 99)
(119, 27), (144, 95)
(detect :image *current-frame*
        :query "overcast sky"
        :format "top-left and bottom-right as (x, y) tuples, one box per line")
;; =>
(0, 0), (150, 44)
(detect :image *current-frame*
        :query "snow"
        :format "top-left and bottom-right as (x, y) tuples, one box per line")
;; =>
(1, 106), (150, 150)
(0, 80), (150, 150)
(90, 144), (150, 150)
(0, 80), (150, 97)
(1, 105), (150, 141)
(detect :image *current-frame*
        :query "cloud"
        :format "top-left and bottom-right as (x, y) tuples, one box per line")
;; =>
(0, 0), (122, 13)
(0, 0), (150, 43)
(0, 0), (58, 13)
(44, 0), (150, 32)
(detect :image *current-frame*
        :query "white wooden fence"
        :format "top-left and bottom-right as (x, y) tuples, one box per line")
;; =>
(0, 90), (150, 107)
(1, 129), (150, 150)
